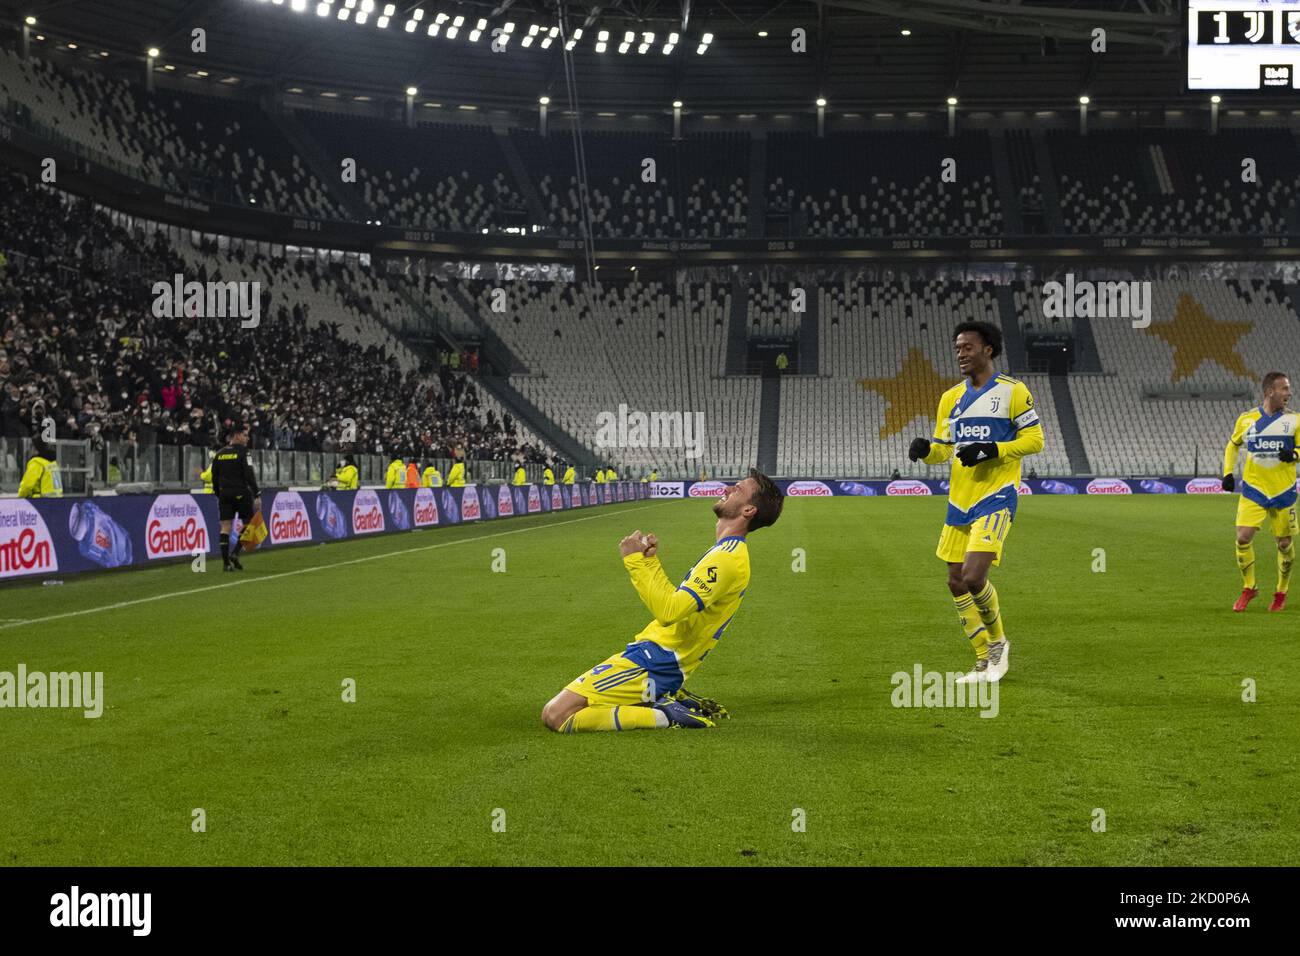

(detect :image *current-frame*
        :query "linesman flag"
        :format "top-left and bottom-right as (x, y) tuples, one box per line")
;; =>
(239, 510), (268, 550)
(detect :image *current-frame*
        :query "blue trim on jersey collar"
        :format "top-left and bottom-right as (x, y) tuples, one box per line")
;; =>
(716, 535), (747, 544)
(955, 373), (1002, 414)
(1255, 406), (1283, 431)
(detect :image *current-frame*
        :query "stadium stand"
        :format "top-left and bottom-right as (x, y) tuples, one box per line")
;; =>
(510, 128), (749, 238)
(10, 45), (1300, 481)
(1016, 279), (1300, 474)
(0, 46), (173, 186)
(137, 87), (349, 219)
(1051, 129), (1300, 236)
(776, 279), (1074, 476)
(766, 130), (1003, 237)
(456, 277), (758, 473)
(299, 112), (528, 232)
(0, 173), (547, 467)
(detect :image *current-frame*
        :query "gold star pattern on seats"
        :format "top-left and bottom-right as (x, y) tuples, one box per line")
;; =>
(858, 347), (953, 438)
(1148, 293), (1254, 383)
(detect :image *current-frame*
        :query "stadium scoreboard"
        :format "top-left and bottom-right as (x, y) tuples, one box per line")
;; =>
(1188, 0), (1300, 90)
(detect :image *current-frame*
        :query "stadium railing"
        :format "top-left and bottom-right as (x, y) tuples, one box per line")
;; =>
(0, 439), (542, 495)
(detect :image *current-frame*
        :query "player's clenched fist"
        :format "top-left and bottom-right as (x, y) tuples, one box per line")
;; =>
(956, 442), (999, 467)
(642, 533), (659, 557)
(908, 437), (931, 462)
(619, 530), (650, 557)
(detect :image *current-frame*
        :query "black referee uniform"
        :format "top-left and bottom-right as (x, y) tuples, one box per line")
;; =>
(211, 443), (260, 569)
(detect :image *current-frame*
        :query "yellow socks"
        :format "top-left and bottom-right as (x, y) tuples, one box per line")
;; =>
(970, 581), (1006, 642)
(560, 705), (663, 733)
(1236, 542), (1257, 590)
(1278, 542), (1295, 594)
(953, 593), (990, 659)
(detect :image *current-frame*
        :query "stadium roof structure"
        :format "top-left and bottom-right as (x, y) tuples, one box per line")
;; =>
(6, 0), (1286, 113)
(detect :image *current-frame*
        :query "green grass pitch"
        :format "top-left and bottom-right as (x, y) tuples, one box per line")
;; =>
(1, 495), (1296, 866)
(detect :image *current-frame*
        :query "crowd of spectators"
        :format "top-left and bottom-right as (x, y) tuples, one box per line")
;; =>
(0, 173), (549, 466)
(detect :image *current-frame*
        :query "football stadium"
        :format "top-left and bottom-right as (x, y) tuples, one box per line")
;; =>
(0, 0), (1296, 928)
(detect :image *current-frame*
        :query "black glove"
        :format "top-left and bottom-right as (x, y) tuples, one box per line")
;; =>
(956, 442), (999, 467)
(1280, 448), (1298, 464)
(908, 437), (931, 462)
(1221, 474), (1235, 492)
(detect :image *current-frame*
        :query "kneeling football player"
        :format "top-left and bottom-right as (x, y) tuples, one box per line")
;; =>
(542, 469), (783, 732)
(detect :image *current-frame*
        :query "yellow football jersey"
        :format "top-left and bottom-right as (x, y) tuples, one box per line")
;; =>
(925, 373), (1044, 526)
(621, 535), (751, 686)
(1224, 407), (1299, 508)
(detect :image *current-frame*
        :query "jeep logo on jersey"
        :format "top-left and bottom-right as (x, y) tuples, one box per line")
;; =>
(954, 423), (994, 441)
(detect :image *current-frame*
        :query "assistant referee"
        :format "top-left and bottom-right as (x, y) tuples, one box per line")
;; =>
(211, 424), (262, 571)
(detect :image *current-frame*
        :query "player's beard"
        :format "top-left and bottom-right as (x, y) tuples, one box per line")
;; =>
(712, 494), (741, 519)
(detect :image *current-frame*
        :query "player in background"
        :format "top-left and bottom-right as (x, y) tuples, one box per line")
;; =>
(1223, 372), (1298, 612)
(907, 322), (1044, 683)
(211, 425), (261, 572)
(541, 469), (784, 733)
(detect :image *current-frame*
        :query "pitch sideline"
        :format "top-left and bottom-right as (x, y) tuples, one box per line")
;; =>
(0, 501), (669, 631)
